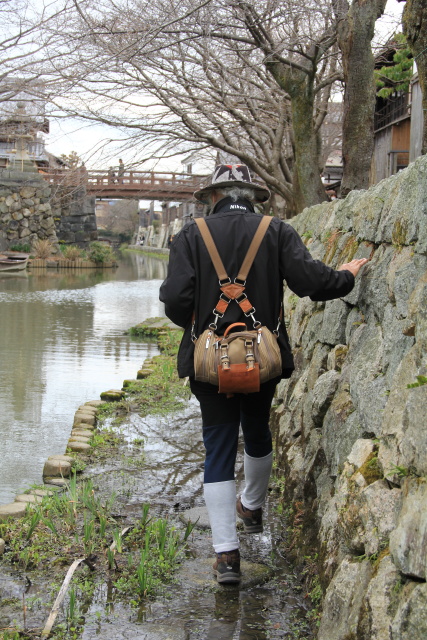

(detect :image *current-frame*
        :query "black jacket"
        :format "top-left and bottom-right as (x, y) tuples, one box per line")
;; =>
(159, 197), (354, 379)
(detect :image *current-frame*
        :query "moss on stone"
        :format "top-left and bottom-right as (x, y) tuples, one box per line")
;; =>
(100, 390), (126, 401)
(373, 546), (390, 571)
(323, 230), (342, 264)
(392, 218), (408, 247)
(337, 236), (359, 264)
(358, 452), (383, 485)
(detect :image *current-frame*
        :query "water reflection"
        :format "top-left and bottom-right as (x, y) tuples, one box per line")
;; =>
(207, 590), (267, 639)
(0, 252), (167, 504)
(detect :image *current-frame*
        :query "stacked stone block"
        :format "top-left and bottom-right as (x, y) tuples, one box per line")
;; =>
(51, 185), (97, 246)
(0, 170), (98, 251)
(0, 170), (59, 250)
(272, 154), (427, 639)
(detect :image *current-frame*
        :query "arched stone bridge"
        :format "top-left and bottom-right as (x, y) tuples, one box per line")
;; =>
(41, 168), (208, 201)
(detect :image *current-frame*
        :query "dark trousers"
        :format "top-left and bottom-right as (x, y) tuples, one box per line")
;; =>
(190, 378), (279, 484)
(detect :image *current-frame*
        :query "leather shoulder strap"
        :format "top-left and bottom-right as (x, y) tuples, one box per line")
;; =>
(236, 215), (271, 281)
(194, 217), (228, 281)
(194, 215), (272, 282)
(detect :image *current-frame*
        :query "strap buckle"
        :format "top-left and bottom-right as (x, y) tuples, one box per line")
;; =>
(244, 308), (261, 329)
(209, 310), (223, 330)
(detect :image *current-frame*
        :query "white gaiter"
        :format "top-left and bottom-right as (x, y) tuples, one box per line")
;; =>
(241, 451), (273, 511)
(204, 480), (239, 553)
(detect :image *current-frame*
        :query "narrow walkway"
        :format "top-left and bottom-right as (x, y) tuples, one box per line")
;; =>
(79, 398), (313, 640)
(0, 387), (313, 639)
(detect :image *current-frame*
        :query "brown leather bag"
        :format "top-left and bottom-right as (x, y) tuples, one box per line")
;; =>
(192, 216), (282, 394)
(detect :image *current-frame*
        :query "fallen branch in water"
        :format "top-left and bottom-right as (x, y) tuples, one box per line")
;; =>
(41, 557), (86, 637)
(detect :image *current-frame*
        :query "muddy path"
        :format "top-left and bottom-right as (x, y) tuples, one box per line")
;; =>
(1, 397), (313, 640)
(84, 398), (313, 639)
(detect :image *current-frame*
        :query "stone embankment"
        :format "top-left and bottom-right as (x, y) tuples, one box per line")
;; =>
(272, 154), (427, 638)
(0, 170), (59, 251)
(0, 401), (102, 529)
(0, 169), (98, 251)
(50, 183), (97, 246)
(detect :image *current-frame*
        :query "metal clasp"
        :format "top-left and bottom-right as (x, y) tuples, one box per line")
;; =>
(209, 310), (223, 330)
(243, 306), (261, 329)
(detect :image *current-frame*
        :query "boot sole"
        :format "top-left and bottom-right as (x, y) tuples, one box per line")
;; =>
(214, 570), (241, 584)
(236, 499), (263, 533)
(242, 523), (263, 533)
(237, 512), (263, 533)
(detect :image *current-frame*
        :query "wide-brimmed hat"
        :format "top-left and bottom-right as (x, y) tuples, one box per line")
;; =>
(194, 164), (270, 204)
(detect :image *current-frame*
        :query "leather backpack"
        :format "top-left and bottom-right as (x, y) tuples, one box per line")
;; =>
(192, 216), (282, 395)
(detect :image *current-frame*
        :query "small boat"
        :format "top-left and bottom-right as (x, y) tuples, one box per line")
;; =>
(0, 252), (30, 271)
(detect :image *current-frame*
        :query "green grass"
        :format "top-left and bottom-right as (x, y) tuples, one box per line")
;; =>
(0, 490), (194, 637)
(98, 328), (189, 423)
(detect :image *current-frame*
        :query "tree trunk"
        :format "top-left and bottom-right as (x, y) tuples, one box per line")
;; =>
(334, 0), (387, 196)
(403, 0), (427, 154)
(267, 62), (327, 212)
(291, 91), (328, 211)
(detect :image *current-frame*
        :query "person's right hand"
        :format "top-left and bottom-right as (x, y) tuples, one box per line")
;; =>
(337, 258), (369, 277)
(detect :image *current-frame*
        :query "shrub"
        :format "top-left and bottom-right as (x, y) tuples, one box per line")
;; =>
(62, 245), (84, 261)
(88, 241), (115, 264)
(9, 243), (31, 253)
(118, 231), (132, 243)
(32, 238), (53, 259)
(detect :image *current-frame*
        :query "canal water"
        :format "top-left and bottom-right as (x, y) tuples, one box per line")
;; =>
(0, 252), (168, 505)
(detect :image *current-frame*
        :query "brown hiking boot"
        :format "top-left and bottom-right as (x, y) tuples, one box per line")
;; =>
(213, 549), (241, 584)
(236, 497), (263, 533)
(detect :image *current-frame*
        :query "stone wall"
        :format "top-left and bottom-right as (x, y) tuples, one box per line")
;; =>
(51, 185), (97, 246)
(0, 171), (98, 251)
(0, 170), (59, 251)
(272, 155), (427, 639)
(140, 216), (187, 249)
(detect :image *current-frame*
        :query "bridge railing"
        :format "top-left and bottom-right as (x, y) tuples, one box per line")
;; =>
(41, 168), (208, 192)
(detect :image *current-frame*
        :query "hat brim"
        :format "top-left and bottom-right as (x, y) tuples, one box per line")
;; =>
(194, 180), (270, 204)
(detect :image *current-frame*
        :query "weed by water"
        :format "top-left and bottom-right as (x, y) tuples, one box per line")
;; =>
(183, 518), (197, 542)
(112, 528), (124, 554)
(26, 508), (42, 539)
(112, 506), (192, 601)
(1, 473), (116, 571)
(122, 349), (189, 417)
(67, 586), (78, 628)
(1, 491), (190, 636)
(83, 514), (95, 555)
(107, 548), (115, 570)
(98, 514), (107, 538)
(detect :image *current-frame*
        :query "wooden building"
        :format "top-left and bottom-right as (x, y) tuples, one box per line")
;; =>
(371, 38), (423, 186)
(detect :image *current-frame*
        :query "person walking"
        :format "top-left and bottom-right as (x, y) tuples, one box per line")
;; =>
(118, 159), (125, 183)
(159, 164), (367, 585)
